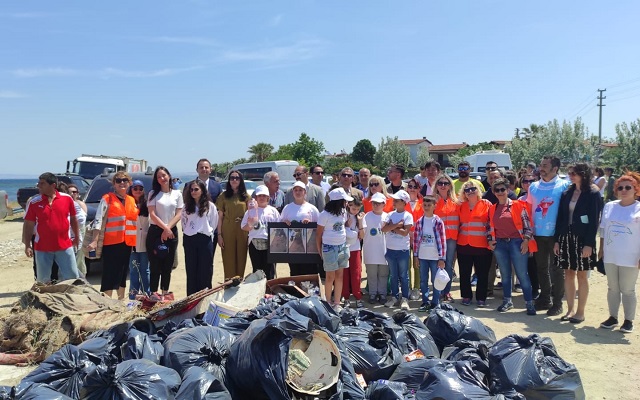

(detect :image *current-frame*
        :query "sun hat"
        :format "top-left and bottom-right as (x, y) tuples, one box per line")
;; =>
(254, 185), (269, 197)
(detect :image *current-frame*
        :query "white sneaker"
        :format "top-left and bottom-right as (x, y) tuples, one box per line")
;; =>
(400, 298), (409, 310)
(384, 297), (398, 308)
(409, 289), (421, 301)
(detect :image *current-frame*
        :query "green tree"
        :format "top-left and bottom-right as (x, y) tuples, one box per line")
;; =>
(268, 133), (325, 167)
(607, 119), (640, 172)
(351, 139), (376, 164)
(268, 143), (295, 161)
(373, 136), (410, 170)
(448, 142), (497, 167)
(248, 142), (274, 162)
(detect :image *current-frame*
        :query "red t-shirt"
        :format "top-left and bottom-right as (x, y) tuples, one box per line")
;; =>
(25, 191), (76, 252)
(492, 203), (521, 239)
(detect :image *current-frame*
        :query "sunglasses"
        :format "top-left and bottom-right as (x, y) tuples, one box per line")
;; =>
(132, 186), (144, 191)
(463, 187), (478, 193)
(293, 172), (304, 177)
(407, 185), (419, 189)
(69, 190), (78, 194)
(369, 182), (380, 187)
(486, 166), (497, 171)
(458, 166), (470, 171)
(313, 171), (324, 175)
(437, 181), (450, 186)
(229, 176), (241, 181)
(115, 178), (130, 184)
(190, 187), (201, 192)
(568, 171), (577, 176)
(618, 185), (633, 191)
(522, 179), (535, 184)
(341, 173), (353, 178)
(493, 187), (507, 193)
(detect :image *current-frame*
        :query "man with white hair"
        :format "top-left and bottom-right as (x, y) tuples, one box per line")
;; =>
(263, 171), (285, 213)
(284, 165), (325, 211)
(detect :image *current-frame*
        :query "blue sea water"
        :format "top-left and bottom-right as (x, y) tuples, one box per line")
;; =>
(0, 179), (38, 202)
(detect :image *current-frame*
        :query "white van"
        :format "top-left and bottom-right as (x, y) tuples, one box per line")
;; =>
(464, 150), (513, 172)
(231, 160), (300, 191)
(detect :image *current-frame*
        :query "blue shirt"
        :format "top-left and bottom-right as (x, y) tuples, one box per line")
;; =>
(527, 175), (569, 236)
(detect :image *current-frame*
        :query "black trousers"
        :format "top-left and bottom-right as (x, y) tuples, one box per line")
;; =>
(457, 252), (492, 301)
(183, 233), (214, 296)
(101, 242), (132, 292)
(248, 242), (275, 280)
(147, 224), (178, 292)
(534, 236), (565, 306)
(528, 255), (539, 297)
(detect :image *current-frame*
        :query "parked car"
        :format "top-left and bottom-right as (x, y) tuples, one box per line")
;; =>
(219, 180), (257, 197)
(0, 190), (10, 219)
(17, 173), (91, 210)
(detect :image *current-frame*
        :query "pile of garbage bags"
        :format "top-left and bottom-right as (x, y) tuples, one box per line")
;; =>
(2, 297), (585, 400)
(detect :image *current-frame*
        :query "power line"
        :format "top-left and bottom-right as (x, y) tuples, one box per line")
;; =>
(578, 104), (597, 118)
(565, 90), (596, 119)
(569, 100), (595, 120)
(608, 91), (640, 103)
(606, 75), (640, 90)
(608, 84), (640, 97)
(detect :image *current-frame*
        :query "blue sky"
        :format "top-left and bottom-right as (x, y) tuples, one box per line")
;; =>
(1, 1), (639, 177)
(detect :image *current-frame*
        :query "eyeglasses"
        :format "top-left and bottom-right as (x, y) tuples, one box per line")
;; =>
(437, 181), (450, 186)
(115, 178), (130, 184)
(618, 185), (633, 191)
(463, 187), (478, 193)
(313, 171), (324, 175)
(293, 172), (304, 177)
(458, 166), (470, 171)
(522, 179), (535, 184)
(568, 171), (577, 176)
(493, 187), (507, 193)
(69, 190), (78, 194)
(341, 173), (353, 178)
(486, 166), (497, 171)
(229, 176), (241, 181)
(369, 182), (380, 187)
(407, 185), (419, 189)
(132, 186), (144, 191)
(190, 187), (201, 192)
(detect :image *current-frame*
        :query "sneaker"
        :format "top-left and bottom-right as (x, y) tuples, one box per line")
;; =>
(600, 316), (619, 329)
(332, 303), (343, 313)
(418, 303), (430, 312)
(409, 289), (421, 301)
(526, 302), (537, 316)
(497, 301), (514, 312)
(486, 293), (495, 300)
(400, 298), (409, 310)
(620, 320), (634, 333)
(368, 295), (377, 304)
(546, 304), (563, 316)
(355, 300), (365, 309)
(442, 293), (455, 303)
(470, 275), (478, 286)
(343, 299), (354, 308)
(495, 282), (503, 289)
(385, 297), (398, 308)
(514, 284), (522, 293)
(477, 300), (487, 308)
(461, 298), (472, 306)
(379, 296), (388, 305)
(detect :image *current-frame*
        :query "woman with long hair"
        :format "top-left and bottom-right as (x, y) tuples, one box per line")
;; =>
(146, 166), (184, 298)
(553, 163), (602, 323)
(433, 173), (459, 303)
(182, 179), (218, 296)
(598, 171), (640, 333)
(363, 175), (394, 213)
(406, 178), (424, 301)
(216, 170), (250, 279)
(127, 180), (151, 299)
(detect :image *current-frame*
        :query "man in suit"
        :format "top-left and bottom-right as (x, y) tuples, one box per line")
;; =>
(326, 167), (364, 204)
(197, 158), (223, 257)
(284, 165), (325, 211)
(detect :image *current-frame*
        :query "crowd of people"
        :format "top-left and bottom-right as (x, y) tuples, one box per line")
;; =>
(22, 155), (640, 333)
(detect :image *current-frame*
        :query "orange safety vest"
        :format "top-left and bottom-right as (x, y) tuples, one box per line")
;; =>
(103, 192), (138, 246)
(457, 199), (491, 249)
(489, 199), (538, 253)
(435, 197), (460, 241)
(363, 196), (395, 213)
(406, 200), (424, 232)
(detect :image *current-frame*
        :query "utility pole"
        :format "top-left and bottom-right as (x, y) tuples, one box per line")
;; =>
(597, 88), (606, 144)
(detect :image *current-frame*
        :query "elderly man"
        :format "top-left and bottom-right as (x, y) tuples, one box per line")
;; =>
(310, 164), (331, 195)
(386, 163), (408, 194)
(284, 165), (325, 210)
(418, 160), (441, 196)
(326, 167), (363, 203)
(356, 168), (371, 197)
(263, 171), (285, 212)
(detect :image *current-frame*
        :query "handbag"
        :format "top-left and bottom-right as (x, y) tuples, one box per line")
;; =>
(252, 238), (269, 251)
(83, 202), (109, 260)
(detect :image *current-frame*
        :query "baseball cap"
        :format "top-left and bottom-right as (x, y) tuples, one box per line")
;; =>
(254, 185), (269, 197)
(390, 190), (410, 203)
(131, 180), (144, 188)
(292, 181), (306, 190)
(328, 187), (354, 202)
(434, 268), (451, 291)
(371, 193), (387, 203)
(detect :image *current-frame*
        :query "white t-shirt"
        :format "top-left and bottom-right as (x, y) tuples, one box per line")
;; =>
(318, 210), (347, 246)
(181, 202), (219, 237)
(385, 210), (414, 250)
(599, 200), (640, 268)
(345, 214), (361, 251)
(363, 212), (387, 264)
(280, 202), (319, 223)
(417, 216), (439, 260)
(241, 205), (281, 241)
(148, 190), (184, 226)
(414, 174), (429, 187)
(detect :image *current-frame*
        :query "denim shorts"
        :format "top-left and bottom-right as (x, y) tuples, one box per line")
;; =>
(322, 243), (349, 272)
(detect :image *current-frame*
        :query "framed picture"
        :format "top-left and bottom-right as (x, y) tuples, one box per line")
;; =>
(267, 222), (322, 263)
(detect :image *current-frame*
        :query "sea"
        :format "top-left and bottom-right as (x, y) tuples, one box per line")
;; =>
(0, 179), (38, 202)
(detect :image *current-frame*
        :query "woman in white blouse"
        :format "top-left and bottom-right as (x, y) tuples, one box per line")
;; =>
(181, 179), (218, 296)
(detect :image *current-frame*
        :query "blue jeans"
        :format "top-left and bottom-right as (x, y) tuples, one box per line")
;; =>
(35, 247), (79, 283)
(419, 259), (440, 306)
(443, 239), (457, 295)
(129, 251), (151, 299)
(493, 238), (533, 301)
(385, 249), (410, 299)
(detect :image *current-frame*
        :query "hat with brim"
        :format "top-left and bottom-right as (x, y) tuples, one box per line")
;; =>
(390, 190), (410, 203)
(254, 185), (269, 197)
(328, 187), (354, 202)
(371, 192), (387, 203)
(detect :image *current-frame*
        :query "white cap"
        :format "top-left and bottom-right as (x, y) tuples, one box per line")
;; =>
(292, 181), (306, 190)
(434, 268), (451, 291)
(254, 185), (269, 197)
(328, 187), (354, 202)
(390, 190), (410, 203)
(371, 192), (387, 203)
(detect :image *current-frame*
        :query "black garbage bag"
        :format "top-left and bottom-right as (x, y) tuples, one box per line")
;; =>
(21, 344), (96, 398)
(121, 328), (164, 365)
(364, 379), (408, 400)
(320, 330), (366, 400)
(175, 366), (232, 400)
(226, 306), (315, 400)
(282, 297), (341, 333)
(85, 323), (130, 361)
(441, 339), (491, 384)
(355, 310), (409, 353)
(249, 293), (299, 318)
(425, 304), (496, 350)
(335, 326), (403, 382)
(338, 307), (362, 327)
(391, 311), (440, 358)
(163, 325), (236, 382)
(215, 316), (252, 336)
(150, 318), (207, 343)
(14, 382), (73, 400)
(77, 337), (114, 366)
(80, 359), (181, 399)
(415, 360), (495, 399)
(0, 386), (12, 399)
(488, 334), (586, 399)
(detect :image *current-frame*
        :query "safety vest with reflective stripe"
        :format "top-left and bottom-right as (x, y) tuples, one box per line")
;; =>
(457, 199), (491, 249)
(489, 199), (538, 253)
(435, 197), (460, 240)
(103, 192), (138, 246)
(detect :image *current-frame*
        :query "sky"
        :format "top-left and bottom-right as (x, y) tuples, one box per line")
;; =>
(1, 1), (639, 177)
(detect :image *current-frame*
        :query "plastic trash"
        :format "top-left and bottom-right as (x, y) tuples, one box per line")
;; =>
(414, 359), (495, 399)
(20, 344), (96, 398)
(121, 328), (164, 365)
(441, 339), (491, 384)
(323, 330), (366, 400)
(163, 325), (236, 383)
(80, 359), (181, 399)
(488, 334), (586, 399)
(434, 268), (450, 291)
(0, 386), (12, 400)
(215, 316), (252, 336)
(175, 366), (232, 400)
(364, 379), (408, 400)
(13, 382), (74, 400)
(425, 304), (496, 350)
(391, 311), (440, 358)
(281, 297), (341, 333)
(77, 337), (114, 366)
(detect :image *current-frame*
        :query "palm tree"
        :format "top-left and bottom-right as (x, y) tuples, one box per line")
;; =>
(248, 142), (274, 162)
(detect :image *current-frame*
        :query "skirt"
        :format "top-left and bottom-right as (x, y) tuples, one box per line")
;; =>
(556, 225), (597, 271)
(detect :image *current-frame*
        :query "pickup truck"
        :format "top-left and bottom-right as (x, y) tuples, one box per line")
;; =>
(17, 173), (91, 209)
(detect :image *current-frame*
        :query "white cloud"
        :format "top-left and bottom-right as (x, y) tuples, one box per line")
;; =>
(99, 66), (204, 78)
(268, 14), (284, 27)
(221, 39), (325, 64)
(12, 68), (80, 78)
(0, 91), (27, 98)
(149, 36), (219, 46)
(11, 66), (203, 79)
